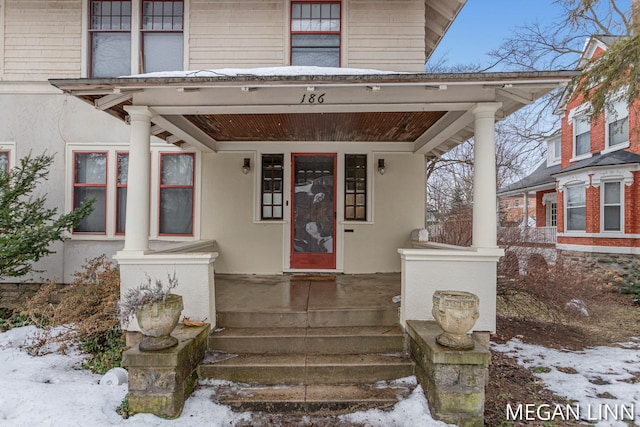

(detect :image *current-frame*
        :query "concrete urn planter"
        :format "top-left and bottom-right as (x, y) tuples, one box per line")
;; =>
(136, 294), (184, 351)
(432, 290), (479, 350)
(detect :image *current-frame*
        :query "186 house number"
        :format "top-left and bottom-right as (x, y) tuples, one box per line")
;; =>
(300, 93), (326, 104)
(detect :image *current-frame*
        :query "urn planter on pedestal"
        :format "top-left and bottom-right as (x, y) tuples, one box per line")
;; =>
(432, 290), (479, 350)
(136, 293), (184, 351)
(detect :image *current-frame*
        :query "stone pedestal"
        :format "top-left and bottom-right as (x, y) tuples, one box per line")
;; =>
(406, 320), (490, 427)
(122, 323), (210, 419)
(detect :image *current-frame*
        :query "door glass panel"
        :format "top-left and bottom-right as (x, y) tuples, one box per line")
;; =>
(293, 155), (334, 254)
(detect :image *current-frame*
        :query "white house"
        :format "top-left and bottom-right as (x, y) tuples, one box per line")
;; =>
(0, 0), (575, 338)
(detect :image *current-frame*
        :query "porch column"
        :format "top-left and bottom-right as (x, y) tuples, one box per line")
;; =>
(122, 106), (153, 254)
(471, 103), (502, 249)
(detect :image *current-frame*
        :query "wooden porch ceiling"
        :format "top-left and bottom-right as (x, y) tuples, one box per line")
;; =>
(184, 111), (446, 142)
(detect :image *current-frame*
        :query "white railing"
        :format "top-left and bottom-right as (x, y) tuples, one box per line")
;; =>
(498, 226), (557, 244)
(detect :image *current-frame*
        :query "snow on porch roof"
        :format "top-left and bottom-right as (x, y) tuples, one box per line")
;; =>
(49, 68), (579, 158)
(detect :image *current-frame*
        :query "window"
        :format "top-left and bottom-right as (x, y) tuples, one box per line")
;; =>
(74, 152), (107, 233)
(565, 186), (586, 231)
(90, 1), (132, 77)
(116, 152), (129, 234)
(142, 1), (184, 73)
(606, 100), (629, 149)
(291, 2), (341, 67)
(514, 199), (520, 208)
(553, 138), (561, 161)
(602, 181), (622, 231)
(503, 201), (509, 208)
(549, 202), (557, 227)
(159, 152), (194, 235)
(0, 150), (9, 173)
(573, 116), (591, 158)
(261, 154), (284, 220)
(345, 154), (367, 220)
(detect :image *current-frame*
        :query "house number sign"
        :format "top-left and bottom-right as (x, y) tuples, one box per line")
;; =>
(300, 93), (326, 104)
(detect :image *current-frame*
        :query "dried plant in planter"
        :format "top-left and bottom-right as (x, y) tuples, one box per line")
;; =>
(118, 273), (183, 351)
(118, 273), (178, 325)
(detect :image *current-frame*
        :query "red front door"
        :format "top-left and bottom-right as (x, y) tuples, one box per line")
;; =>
(291, 153), (336, 269)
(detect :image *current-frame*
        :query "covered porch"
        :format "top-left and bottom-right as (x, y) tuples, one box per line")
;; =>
(50, 69), (576, 335)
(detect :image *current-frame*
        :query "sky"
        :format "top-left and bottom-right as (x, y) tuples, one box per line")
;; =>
(1, 325), (639, 426)
(432, 0), (632, 69)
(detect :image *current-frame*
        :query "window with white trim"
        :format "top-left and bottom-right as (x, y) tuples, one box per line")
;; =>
(602, 181), (622, 232)
(0, 150), (9, 173)
(573, 115), (591, 158)
(68, 145), (197, 238)
(605, 100), (629, 150)
(548, 202), (557, 227)
(344, 154), (367, 220)
(159, 152), (194, 235)
(291, 2), (341, 67)
(565, 185), (586, 231)
(261, 154), (284, 220)
(73, 152), (108, 233)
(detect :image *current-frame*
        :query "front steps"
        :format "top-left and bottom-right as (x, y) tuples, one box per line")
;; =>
(198, 304), (415, 414)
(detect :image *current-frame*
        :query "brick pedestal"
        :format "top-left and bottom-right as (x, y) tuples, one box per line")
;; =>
(406, 320), (490, 427)
(122, 324), (210, 419)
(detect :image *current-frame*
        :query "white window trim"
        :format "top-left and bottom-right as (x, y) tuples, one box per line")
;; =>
(253, 151), (288, 224)
(65, 142), (200, 240)
(602, 99), (630, 153)
(568, 103), (592, 162)
(564, 184), (587, 233)
(547, 135), (561, 167)
(600, 180), (624, 233)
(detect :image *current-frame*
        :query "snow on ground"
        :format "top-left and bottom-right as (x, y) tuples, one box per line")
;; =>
(493, 338), (640, 427)
(2, 325), (639, 426)
(0, 326), (447, 427)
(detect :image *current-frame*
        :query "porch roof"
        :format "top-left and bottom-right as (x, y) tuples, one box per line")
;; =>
(49, 69), (578, 159)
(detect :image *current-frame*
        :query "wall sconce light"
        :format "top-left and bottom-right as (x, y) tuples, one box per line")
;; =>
(242, 158), (251, 174)
(378, 159), (386, 175)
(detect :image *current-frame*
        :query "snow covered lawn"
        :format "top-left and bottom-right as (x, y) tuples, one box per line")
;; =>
(1, 325), (638, 426)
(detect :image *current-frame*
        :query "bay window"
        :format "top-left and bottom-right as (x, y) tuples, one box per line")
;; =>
(291, 2), (341, 67)
(602, 181), (622, 232)
(565, 185), (586, 231)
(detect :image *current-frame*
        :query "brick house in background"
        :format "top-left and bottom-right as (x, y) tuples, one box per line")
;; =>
(498, 35), (640, 275)
(499, 193), (536, 226)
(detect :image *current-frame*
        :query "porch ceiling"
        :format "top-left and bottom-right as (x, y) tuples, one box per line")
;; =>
(49, 70), (578, 159)
(183, 111), (446, 143)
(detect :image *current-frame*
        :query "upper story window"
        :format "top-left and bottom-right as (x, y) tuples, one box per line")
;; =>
(565, 185), (586, 231)
(573, 115), (591, 158)
(142, 1), (184, 73)
(605, 99), (629, 150)
(291, 2), (341, 67)
(90, 1), (132, 77)
(547, 135), (561, 166)
(344, 154), (367, 220)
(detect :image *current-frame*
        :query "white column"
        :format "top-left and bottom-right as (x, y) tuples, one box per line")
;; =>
(122, 106), (153, 254)
(471, 103), (502, 249)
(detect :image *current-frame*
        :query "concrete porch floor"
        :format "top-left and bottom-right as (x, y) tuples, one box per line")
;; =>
(214, 273), (402, 328)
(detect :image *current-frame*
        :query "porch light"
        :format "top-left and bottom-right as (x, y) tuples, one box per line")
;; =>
(242, 158), (251, 174)
(378, 159), (386, 175)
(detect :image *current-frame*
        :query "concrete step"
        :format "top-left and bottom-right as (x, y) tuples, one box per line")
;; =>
(205, 382), (415, 415)
(198, 352), (414, 385)
(216, 307), (399, 328)
(208, 326), (406, 355)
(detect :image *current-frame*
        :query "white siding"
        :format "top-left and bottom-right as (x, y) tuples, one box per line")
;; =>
(189, 0), (286, 69)
(3, 0), (82, 81)
(346, 0), (425, 72)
